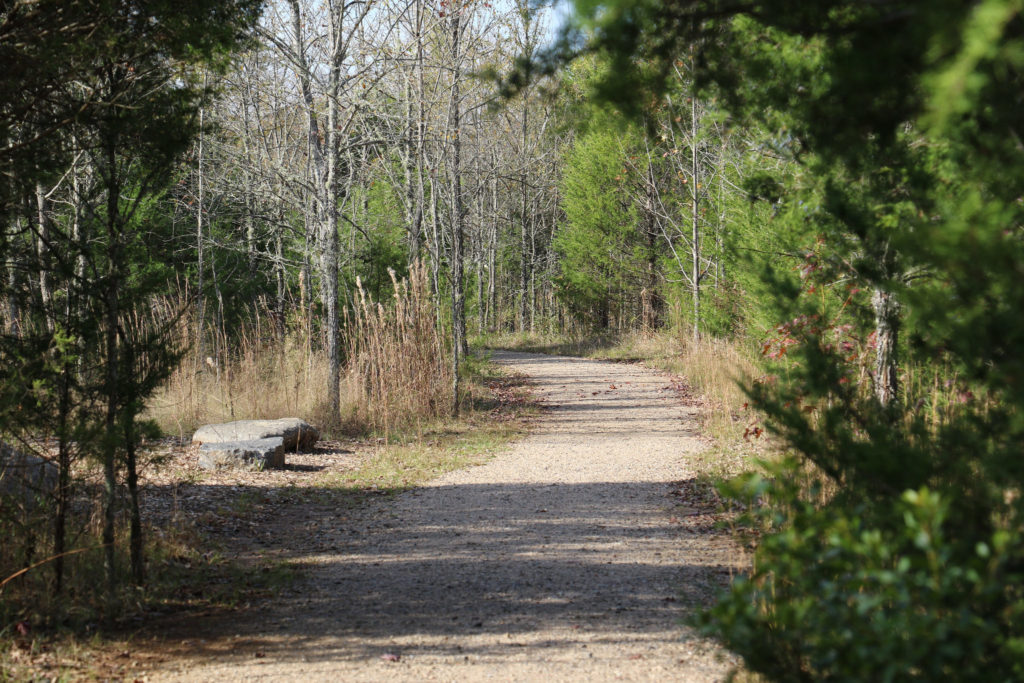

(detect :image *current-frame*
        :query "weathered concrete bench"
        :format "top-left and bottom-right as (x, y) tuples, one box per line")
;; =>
(192, 418), (319, 471)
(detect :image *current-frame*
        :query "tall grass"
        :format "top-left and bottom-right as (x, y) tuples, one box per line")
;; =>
(147, 299), (329, 439)
(628, 333), (757, 440)
(342, 262), (451, 436)
(148, 262), (451, 439)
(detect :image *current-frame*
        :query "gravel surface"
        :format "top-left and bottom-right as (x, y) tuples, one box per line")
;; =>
(149, 351), (742, 682)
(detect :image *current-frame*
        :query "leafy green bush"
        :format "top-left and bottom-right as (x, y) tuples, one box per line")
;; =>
(701, 465), (1024, 681)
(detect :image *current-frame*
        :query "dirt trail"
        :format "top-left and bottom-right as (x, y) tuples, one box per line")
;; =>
(150, 351), (740, 682)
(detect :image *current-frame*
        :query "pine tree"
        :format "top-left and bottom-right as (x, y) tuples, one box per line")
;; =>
(1, 0), (261, 600)
(561, 0), (1024, 676)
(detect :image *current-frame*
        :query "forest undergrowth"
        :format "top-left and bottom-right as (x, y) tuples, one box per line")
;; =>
(0, 268), (538, 679)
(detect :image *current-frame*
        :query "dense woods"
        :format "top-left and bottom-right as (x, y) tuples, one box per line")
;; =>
(2, 0), (1023, 678)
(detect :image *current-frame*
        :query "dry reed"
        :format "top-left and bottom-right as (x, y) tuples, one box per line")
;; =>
(148, 263), (450, 439)
(148, 300), (328, 439)
(342, 262), (451, 436)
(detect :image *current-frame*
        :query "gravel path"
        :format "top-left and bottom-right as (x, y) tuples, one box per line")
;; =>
(151, 351), (740, 681)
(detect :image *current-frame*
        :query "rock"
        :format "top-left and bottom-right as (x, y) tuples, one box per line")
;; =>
(0, 441), (58, 506)
(197, 437), (285, 471)
(192, 418), (318, 451)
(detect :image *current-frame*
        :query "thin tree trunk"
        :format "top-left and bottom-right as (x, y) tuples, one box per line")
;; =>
(55, 150), (87, 593)
(475, 190), (484, 335)
(412, 0), (427, 267)
(323, 14), (344, 424)
(195, 103), (206, 373)
(518, 101), (529, 333)
(449, 11), (466, 416)
(690, 90), (701, 342)
(124, 362), (143, 585)
(102, 136), (120, 599)
(429, 170), (442, 333)
(274, 221), (286, 344)
(35, 183), (54, 333)
(529, 208), (536, 331)
(873, 287), (900, 406)
(488, 168), (497, 330)
(287, 0), (324, 371)
(5, 261), (18, 335)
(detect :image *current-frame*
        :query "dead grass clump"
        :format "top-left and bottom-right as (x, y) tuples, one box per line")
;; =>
(147, 299), (329, 439)
(341, 262), (451, 437)
(148, 263), (450, 440)
(644, 334), (755, 438)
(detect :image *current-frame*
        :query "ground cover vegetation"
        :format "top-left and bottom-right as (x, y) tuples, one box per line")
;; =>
(2, 0), (1022, 678)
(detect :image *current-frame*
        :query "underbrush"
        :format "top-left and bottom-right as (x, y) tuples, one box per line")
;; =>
(1, 347), (536, 679)
(0, 508), (297, 681)
(0, 502), (295, 632)
(148, 263), (453, 440)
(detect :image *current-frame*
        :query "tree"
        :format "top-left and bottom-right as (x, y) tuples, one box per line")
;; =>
(556, 108), (645, 330)
(555, 0), (1024, 677)
(1, 0), (261, 597)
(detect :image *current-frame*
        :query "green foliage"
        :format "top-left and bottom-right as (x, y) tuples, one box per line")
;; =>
(563, 0), (1024, 678)
(555, 114), (645, 327)
(703, 466), (1024, 680)
(345, 177), (410, 303)
(0, 0), (262, 615)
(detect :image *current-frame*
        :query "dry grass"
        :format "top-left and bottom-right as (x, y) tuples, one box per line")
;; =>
(323, 364), (537, 494)
(147, 302), (329, 441)
(342, 263), (452, 437)
(148, 263), (451, 440)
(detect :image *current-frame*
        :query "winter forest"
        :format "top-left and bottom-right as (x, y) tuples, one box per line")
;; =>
(2, 0), (1024, 679)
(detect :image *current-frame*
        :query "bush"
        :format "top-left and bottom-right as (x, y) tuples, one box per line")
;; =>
(700, 464), (1024, 681)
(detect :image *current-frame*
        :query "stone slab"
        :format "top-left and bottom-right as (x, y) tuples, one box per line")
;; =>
(197, 437), (286, 471)
(192, 418), (318, 451)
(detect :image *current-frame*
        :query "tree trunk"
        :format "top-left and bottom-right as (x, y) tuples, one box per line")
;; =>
(690, 91), (701, 343)
(323, 27), (343, 424)
(195, 103), (206, 373)
(125, 379), (144, 585)
(274, 222), (287, 344)
(872, 287), (900, 406)
(518, 102), (529, 333)
(35, 183), (54, 333)
(449, 11), (466, 416)
(487, 160), (498, 330)
(102, 137), (120, 599)
(429, 169), (442, 334)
